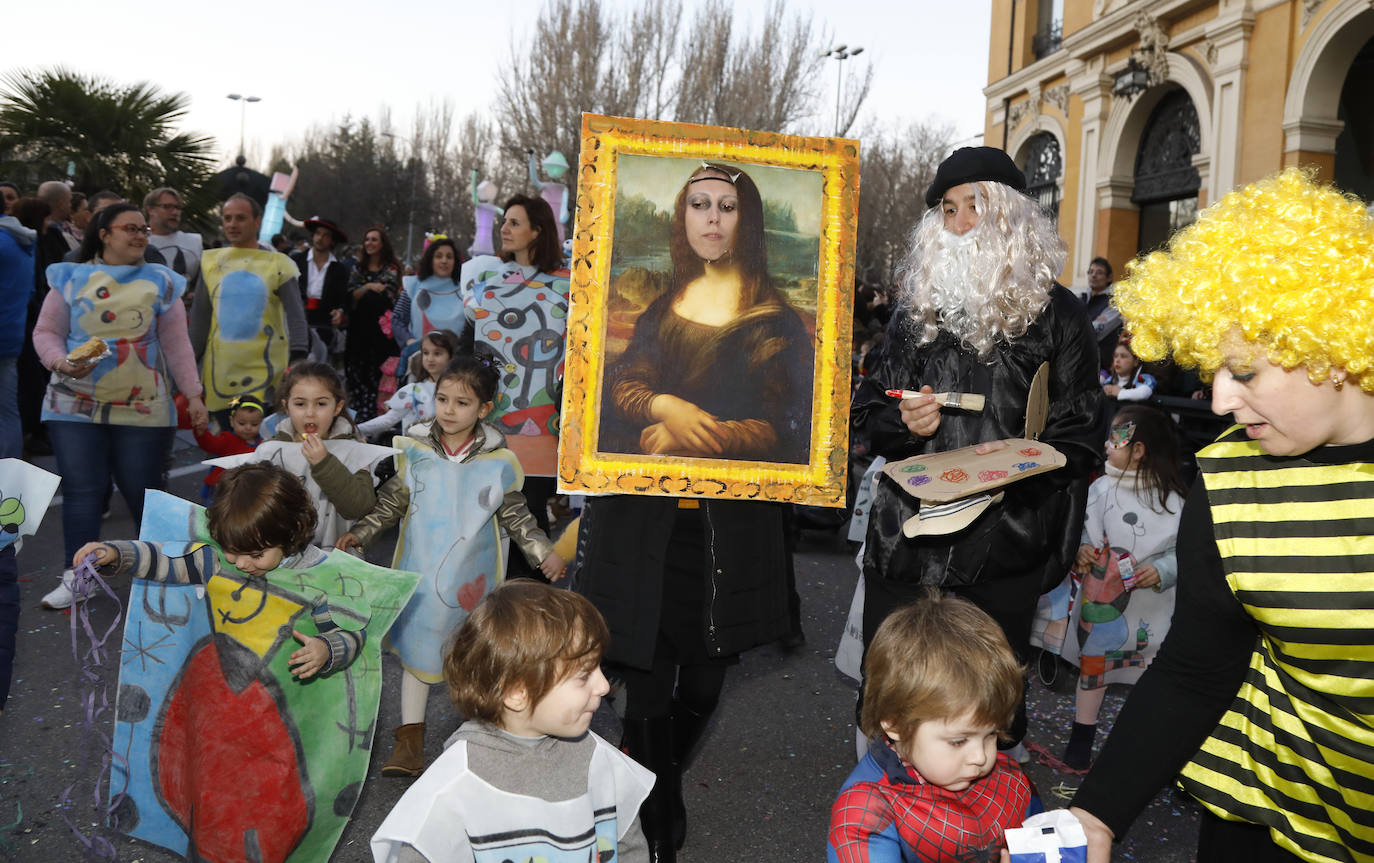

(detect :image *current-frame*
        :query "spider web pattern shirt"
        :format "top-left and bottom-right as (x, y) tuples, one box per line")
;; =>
(828, 737), (1039, 863)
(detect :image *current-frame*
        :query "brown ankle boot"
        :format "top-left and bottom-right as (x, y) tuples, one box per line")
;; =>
(381, 722), (426, 777)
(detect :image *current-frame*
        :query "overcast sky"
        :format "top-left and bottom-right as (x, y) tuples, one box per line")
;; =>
(3, 0), (991, 173)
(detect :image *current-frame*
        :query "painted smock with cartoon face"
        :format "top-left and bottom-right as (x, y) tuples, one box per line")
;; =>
(200, 248), (298, 411)
(42, 262), (186, 426)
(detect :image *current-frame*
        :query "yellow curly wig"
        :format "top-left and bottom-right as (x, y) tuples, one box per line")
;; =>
(1114, 168), (1374, 391)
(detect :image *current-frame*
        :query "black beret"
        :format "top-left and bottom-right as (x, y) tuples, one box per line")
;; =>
(924, 146), (1027, 208)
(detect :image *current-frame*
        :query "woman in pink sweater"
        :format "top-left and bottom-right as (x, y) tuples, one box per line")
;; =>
(32, 202), (207, 610)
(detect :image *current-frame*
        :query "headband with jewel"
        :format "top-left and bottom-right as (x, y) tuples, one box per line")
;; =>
(689, 162), (741, 185)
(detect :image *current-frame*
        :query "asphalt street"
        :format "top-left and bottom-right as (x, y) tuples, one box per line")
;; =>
(1, 430), (1201, 862)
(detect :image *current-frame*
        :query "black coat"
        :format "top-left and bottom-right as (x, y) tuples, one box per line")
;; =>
(852, 285), (1102, 591)
(575, 495), (790, 670)
(291, 250), (350, 328)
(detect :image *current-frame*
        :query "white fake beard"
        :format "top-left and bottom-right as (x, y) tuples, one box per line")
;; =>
(928, 227), (1000, 348)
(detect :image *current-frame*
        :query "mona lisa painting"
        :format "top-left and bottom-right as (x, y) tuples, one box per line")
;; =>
(558, 114), (859, 505)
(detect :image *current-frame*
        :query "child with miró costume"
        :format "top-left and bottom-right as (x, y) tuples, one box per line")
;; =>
(339, 353), (565, 778)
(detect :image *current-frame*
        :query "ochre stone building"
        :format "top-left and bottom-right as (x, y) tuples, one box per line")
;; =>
(984, 0), (1373, 284)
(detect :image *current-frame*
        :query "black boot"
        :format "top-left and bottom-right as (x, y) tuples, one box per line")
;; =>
(622, 717), (677, 863)
(669, 701), (714, 850)
(1063, 721), (1097, 770)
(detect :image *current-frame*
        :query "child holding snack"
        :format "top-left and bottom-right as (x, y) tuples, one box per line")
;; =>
(828, 590), (1039, 863)
(339, 354), (564, 778)
(267, 361), (380, 546)
(192, 393), (264, 503)
(370, 579), (653, 863)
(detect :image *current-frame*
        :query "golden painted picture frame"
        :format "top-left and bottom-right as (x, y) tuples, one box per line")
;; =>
(558, 113), (859, 505)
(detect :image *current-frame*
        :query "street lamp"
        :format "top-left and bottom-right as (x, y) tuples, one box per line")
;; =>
(226, 93), (261, 161)
(1112, 55), (1152, 100)
(822, 44), (864, 137)
(382, 131), (418, 266)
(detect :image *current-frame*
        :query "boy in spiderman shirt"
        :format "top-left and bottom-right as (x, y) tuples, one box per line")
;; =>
(829, 590), (1041, 863)
(192, 394), (264, 503)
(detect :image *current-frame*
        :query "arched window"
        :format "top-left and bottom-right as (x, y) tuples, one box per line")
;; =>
(1333, 34), (1374, 203)
(1024, 132), (1063, 220)
(1134, 89), (1201, 252)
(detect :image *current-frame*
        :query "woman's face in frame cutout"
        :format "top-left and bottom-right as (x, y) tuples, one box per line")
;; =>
(684, 176), (739, 263)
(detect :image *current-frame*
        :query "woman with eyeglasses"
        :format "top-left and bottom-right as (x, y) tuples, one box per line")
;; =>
(31, 202), (208, 611)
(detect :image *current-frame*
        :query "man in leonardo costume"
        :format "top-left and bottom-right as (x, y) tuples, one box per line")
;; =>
(852, 147), (1101, 755)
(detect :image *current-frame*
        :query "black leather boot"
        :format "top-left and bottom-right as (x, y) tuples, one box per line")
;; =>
(622, 717), (677, 863)
(1064, 721), (1097, 770)
(669, 701), (714, 849)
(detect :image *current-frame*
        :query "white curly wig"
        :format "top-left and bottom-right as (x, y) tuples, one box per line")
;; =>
(895, 181), (1066, 357)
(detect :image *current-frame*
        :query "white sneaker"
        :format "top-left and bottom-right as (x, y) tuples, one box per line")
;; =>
(40, 569), (82, 610)
(1003, 742), (1031, 764)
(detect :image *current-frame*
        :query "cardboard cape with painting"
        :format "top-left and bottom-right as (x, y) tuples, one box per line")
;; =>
(558, 113), (859, 505)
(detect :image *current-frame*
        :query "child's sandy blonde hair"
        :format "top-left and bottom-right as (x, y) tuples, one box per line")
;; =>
(860, 590), (1023, 744)
(444, 581), (609, 725)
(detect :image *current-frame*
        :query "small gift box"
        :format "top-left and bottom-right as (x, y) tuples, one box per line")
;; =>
(1006, 809), (1087, 863)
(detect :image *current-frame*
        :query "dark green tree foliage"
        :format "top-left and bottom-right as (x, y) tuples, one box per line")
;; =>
(763, 199), (798, 233)
(0, 67), (217, 228)
(608, 192), (671, 266)
(286, 116), (425, 260)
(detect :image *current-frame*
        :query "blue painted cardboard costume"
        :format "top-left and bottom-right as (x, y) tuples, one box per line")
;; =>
(382, 435), (518, 682)
(108, 491), (422, 863)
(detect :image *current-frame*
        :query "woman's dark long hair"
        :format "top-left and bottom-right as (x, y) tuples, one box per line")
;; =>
(356, 225), (400, 272)
(669, 163), (773, 308)
(1112, 404), (1188, 513)
(418, 237), (462, 282)
(500, 194), (562, 274)
(12, 197), (50, 232)
(76, 202), (141, 264)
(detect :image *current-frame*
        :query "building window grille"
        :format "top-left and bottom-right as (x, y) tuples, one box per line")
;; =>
(1134, 89), (1201, 252)
(1024, 133), (1062, 221)
(1033, 19), (1063, 58)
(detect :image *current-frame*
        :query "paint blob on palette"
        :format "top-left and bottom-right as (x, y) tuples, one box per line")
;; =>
(882, 439), (1066, 503)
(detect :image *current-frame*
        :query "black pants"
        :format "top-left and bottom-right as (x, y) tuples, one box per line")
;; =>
(0, 546), (17, 712)
(616, 508), (731, 721)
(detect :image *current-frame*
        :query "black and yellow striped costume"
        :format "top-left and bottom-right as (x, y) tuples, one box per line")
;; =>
(1179, 426), (1374, 863)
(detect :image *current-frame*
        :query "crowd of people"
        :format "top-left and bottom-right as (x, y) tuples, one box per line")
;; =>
(1, 143), (1371, 863)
